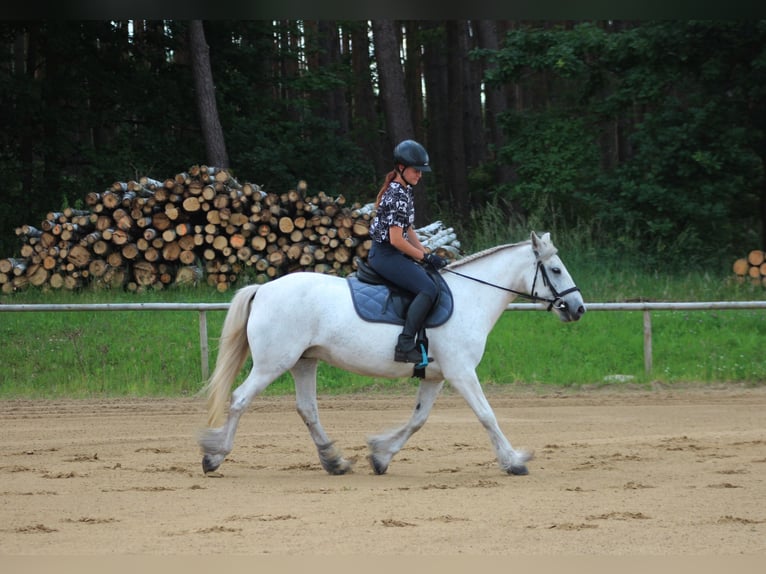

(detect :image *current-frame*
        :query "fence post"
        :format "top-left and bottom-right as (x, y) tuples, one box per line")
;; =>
(643, 310), (653, 375)
(199, 310), (209, 381)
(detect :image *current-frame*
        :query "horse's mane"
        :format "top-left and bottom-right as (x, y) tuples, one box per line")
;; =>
(448, 240), (531, 269)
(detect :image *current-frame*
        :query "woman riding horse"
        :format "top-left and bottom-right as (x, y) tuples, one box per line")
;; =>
(367, 139), (448, 363)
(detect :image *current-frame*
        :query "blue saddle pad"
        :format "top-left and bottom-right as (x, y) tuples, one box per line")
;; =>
(347, 272), (453, 327)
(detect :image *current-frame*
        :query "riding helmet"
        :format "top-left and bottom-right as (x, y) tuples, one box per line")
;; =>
(393, 139), (431, 172)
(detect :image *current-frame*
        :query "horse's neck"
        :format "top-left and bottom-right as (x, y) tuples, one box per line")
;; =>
(448, 245), (533, 320)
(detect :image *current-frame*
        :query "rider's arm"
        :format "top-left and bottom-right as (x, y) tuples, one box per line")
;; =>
(404, 225), (428, 256)
(389, 225), (425, 261)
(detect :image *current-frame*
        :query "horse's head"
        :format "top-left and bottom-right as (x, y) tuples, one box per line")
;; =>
(530, 231), (586, 322)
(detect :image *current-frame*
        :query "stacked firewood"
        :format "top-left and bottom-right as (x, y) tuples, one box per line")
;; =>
(732, 250), (766, 286)
(0, 166), (462, 293)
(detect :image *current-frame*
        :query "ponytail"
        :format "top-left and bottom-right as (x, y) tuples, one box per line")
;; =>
(375, 170), (397, 209)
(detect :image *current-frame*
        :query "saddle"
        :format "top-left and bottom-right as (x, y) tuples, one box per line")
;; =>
(347, 257), (454, 328)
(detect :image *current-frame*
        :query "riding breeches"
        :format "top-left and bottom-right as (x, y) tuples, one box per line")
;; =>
(367, 241), (438, 300)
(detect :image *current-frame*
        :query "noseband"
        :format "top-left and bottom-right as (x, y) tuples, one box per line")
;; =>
(444, 260), (580, 311)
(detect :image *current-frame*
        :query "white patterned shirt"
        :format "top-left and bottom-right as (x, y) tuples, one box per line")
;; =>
(369, 182), (415, 243)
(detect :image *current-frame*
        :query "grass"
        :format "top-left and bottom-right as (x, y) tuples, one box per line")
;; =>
(477, 307), (766, 388)
(1, 219), (765, 398)
(1, 270), (764, 399)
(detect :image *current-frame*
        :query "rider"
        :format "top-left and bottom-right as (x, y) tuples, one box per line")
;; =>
(367, 139), (448, 363)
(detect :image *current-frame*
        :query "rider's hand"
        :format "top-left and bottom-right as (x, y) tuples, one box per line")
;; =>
(423, 252), (448, 270)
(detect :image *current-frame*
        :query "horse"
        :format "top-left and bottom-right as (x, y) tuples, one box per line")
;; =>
(197, 230), (585, 477)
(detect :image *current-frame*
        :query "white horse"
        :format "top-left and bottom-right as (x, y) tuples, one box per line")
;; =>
(198, 231), (585, 476)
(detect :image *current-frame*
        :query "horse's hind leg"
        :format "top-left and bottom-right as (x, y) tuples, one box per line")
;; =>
(198, 366), (280, 474)
(367, 380), (444, 475)
(292, 358), (353, 475)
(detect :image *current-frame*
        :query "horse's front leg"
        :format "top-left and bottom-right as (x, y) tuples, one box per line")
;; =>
(449, 372), (533, 475)
(367, 380), (444, 474)
(292, 358), (353, 475)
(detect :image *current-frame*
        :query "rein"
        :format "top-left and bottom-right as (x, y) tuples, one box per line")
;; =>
(443, 261), (581, 311)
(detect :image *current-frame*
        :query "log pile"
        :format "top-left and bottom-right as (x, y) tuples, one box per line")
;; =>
(0, 167), (462, 293)
(732, 250), (766, 286)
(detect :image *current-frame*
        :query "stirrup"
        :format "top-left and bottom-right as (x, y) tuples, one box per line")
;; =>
(395, 342), (432, 366)
(414, 342), (431, 369)
(394, 341), (425, 362)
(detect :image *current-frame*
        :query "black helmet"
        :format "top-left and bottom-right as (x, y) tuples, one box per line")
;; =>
(393, 139), (431, 172)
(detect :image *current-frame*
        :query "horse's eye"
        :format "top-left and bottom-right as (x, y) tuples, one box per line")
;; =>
(551, 267), (561, 274)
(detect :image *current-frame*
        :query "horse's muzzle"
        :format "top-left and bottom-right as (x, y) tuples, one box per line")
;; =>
(554, 299), (586, 322)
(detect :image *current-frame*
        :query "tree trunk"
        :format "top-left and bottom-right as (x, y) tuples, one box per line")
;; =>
(277, 20), (302, 124)
(476, 20), (514, 185)
(318, 21), (349, 135)
(188, 20), (229, 168)
(19, 24), (39, 208)
(372, 20), (413, 146)
(372, 19), (430, 226)
(761, 156), (766, 249)
(463, 21), (486, 171)
(422, 21), (450, 207)
(350, 22), (386, 178)
(404, 21), (424, 134)
(445, 21), (470, 217)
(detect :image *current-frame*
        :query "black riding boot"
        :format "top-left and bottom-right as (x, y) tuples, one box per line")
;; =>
(395, 292), (434, 363)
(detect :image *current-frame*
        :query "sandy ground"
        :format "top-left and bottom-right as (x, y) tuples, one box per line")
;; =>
(1, 385), (765, 558)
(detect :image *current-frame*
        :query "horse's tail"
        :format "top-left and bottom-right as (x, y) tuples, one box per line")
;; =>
(203, 283), (261, 428)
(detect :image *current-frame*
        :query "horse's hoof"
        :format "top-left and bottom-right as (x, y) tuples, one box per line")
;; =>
(325, 457), (354, 475)
(367, 454), (388, 475)
(509, 464), (529, 476)
(317, 441), (355, 475)
(202, 454), (220, 474)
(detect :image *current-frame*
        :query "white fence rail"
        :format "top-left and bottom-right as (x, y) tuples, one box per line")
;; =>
(2, 301), (765, 380)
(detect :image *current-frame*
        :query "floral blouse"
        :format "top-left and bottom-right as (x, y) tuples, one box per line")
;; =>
(369, 182), (415, 243)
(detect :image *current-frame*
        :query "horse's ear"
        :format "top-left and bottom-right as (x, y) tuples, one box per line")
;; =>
(530, 231), (541, 258)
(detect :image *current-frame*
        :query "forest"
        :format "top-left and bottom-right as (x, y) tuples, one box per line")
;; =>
(0, 20), (764, 272)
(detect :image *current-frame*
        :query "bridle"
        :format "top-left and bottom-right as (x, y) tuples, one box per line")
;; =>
(443, 260), (581, 312)
(530, 261), (582, 311)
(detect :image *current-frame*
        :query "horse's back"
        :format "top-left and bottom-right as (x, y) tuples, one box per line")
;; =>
(245, 271), (397, 368)
(251, 271), (351, 318)
(259, 270), (347, 294)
